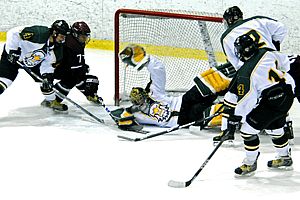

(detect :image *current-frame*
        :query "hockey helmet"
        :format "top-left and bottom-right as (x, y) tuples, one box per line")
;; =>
(51, 20), (70, 35)
(223, 6), (243, 28)
(119, 44), (150, 71)
(234, 34), (258, 62)
(71, 21), (91, 45)
(129, 87), (148, 105)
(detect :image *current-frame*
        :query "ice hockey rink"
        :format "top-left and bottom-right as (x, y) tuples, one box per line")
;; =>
(1, 44), (300, 200)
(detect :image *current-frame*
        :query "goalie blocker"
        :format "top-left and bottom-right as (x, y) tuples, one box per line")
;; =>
(110, 107), (144, 132)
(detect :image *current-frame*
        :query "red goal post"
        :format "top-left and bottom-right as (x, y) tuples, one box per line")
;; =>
(114, 9), (226, 106)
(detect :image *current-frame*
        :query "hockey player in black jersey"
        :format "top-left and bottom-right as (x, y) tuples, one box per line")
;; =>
(0, 20), (69, 100)
(41, 21), (101, 111)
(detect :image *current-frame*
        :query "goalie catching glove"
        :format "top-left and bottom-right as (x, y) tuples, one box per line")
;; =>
(119, 44), (150, 71)
(110, 107), (143, 132)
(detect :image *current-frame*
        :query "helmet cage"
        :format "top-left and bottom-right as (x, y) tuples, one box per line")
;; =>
(129, 87), (148, 105)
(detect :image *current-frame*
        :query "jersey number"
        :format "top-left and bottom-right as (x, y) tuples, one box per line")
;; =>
(246, 30), (266, 48)
(77, 54), (85, 63)
(268, 68), (285, 82)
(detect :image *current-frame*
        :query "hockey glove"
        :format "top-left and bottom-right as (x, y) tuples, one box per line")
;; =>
(7, 48), (21, 64)
(213, 115), (241, 143)
(41, 73), (54, 91)
(110, 107), (142, 131)
(227, 115), (242, 135)
(83, 64), (90, 73)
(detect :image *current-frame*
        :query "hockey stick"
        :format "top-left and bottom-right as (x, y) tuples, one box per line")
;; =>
(93, 97), (149, 134)
(118, 111), (221, 142)
(168, 130), (229, 188)
(17, 61), (105, 124)
(199, 103), (224, 130)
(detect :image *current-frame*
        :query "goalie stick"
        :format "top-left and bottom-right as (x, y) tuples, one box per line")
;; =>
(168, 130), (229, 188)
(17, 61), (105, 124)
(117, 111), (221, 142)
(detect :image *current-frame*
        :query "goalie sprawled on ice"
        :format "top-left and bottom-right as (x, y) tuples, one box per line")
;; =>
(111, 44), (240, 131)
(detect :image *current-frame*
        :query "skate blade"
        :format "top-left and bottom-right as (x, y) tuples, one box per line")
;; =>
(52, 109), (69, 114)
(268, 166), (294, 171)
(213, 140), (235, 147)
(234, 171), (256, 178)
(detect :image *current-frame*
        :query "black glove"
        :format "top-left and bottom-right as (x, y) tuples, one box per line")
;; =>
(41, 73), (54, 91)
(83, 64), (90, 73)
(227, 115), (242, 135)
(7, 48), (21, 64)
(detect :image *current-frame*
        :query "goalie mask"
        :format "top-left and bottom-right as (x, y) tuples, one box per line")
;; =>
(223, 6), (243, 28)
(234, 34), (258, 62)
(119, 44), (150, 71)
(129, 87), (148, 105)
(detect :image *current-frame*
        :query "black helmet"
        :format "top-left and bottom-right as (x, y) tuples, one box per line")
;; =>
(51, 20), (70, 35)
(223, 6), (243, 28)
(234, 34), (258, 62)
(71, 21), (91, 44)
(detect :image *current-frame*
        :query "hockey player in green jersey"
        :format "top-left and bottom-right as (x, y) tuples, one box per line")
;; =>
(222, 34), (294, 175)
(221, 6), (287, 70)
(0, 20), (70, 111)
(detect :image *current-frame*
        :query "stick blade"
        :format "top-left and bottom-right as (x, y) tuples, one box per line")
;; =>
(168, 180), (187, 188)
(117, 135), (135, 141)
(117, 135), (142, 142)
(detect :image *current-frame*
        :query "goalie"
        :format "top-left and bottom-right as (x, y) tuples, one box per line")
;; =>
(110, 86), (223, 131)
(119, 44), (166, 99)
(115, 44), (239, 130)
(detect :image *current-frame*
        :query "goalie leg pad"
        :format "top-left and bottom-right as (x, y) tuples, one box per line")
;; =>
(205, 103), (223, 127)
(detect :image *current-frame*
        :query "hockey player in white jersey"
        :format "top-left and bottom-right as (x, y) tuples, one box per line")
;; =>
(0, 20), (70, 102)
(119, 44), (166, 100)
(221, 6), (287, 70)
(221, 34), (295, 175)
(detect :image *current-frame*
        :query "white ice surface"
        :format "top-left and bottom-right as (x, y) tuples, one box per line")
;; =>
(1, 43), (300, 200)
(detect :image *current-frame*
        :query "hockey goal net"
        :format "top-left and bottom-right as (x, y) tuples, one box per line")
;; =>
(114, 9), (226, 105)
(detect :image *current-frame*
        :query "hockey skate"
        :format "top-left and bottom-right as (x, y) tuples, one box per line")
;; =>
(41, 99), (68, 112)
(267, 149), (293, 169)
(235, 152), (260, 176)
(86, 95), (103, 105)
(41, 99), (51, 107)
